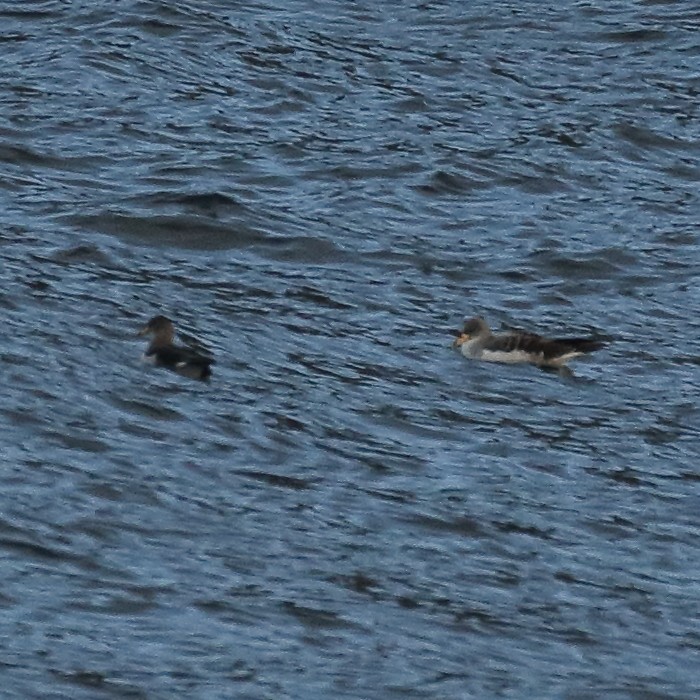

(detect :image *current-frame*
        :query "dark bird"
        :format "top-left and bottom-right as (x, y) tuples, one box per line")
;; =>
(138, 315), (213, 380)
(453, 316), (606, 369)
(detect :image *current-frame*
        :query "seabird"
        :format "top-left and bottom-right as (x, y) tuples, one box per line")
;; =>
(138, 315), (213, 380)
(453, 316), (606, 368)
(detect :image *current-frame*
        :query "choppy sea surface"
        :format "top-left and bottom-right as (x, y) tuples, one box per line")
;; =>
(2, 1), (699, 698)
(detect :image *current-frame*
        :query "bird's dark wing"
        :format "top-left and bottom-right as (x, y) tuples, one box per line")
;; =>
(148, 346), (214, 378)
(552, 337), (607, 354)
(486, 332), (603, 359)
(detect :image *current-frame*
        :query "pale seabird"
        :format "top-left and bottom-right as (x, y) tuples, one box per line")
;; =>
(453, 316), (606, 368)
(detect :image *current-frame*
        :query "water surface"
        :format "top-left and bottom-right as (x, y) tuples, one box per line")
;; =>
(1, 1), (699, 698)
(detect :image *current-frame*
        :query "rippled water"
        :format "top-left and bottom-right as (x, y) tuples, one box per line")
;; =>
(2, 1), (699, 698)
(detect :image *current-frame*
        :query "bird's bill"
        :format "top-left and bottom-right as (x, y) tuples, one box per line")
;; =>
(137, 325), (151, 337)
(453, 332), (469, 348)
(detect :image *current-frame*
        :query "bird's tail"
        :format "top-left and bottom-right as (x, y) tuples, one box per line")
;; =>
(555, 337), (608, 353)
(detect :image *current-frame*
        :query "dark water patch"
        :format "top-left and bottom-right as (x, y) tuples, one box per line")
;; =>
(236, 470), (314, 491)
(0, 536), (65, 562)
(117, 419), (170, 442)
(138, 18), (184, 38)
(142, 191), (243, 216)
(109, 397), (184, 421)
(359, 487), (415, 506)
(44, 430), (111, 454)
(0, 5), (56, 21)
(262, 411), (307, 432)
(48, 243), (113, 265)
(419, 169), (489, 196)
(494, 520), (554, 540)
(1, 406), (44, 427)
(600, 28), (669, 44)
(662, 162), (700, 183)
(284, 285), (355, 310)
(0, 32), (30, 44)
(0, 142), (64, 168)
(281, 601), (357, 631)
(529, 250), (623, 280)
(614, 122), (699, 152)
(67, 213), (253, 249)
(330, 571), (383, 598)
(498, 163), (574, 195)
(407, 513), (486, 539)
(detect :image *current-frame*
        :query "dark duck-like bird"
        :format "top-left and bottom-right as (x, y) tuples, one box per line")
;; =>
(453, 316), (606, 369)
(138, 315), (213, 380)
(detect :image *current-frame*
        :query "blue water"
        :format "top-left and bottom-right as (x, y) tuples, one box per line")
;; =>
(1, 1), (699, 698)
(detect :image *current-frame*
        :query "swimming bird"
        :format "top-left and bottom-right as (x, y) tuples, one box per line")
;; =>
(453, 316), (606, 368)
(138, 315), (213, 380)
